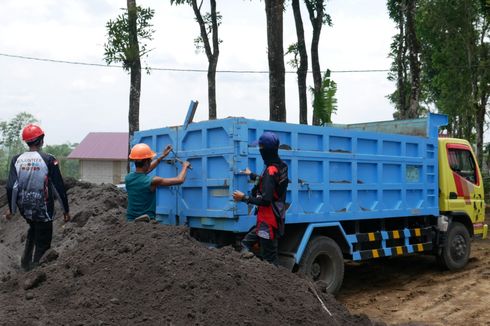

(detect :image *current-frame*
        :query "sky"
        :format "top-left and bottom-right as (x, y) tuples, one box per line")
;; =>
(0, 0), (397, 145)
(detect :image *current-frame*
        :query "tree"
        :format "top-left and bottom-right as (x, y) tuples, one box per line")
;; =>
(311, 69), (337, 125)
(417, 0), (489, 164)
(287, 0), (309, 125)
(304, 0), (332, 125)
(405, 0), (421, 117)
(387, 0), (423, 120)
(170, 0), (221, 120)
(0, 112), (38, 179)
(44, 143), (80, 179)
(265, 0), (287, 122)
(104, 1), (154, 170)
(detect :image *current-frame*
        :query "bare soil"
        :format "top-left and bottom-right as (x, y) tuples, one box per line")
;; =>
(1, 180), (488, 326)
(338, 222), (490, 326)
(0, 182), (372, 326)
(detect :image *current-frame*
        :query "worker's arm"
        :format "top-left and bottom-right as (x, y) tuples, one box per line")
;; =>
(240, 167), (259, 181)
(148, 145), (172, 173)
(233, 169), (275, 206)
(150, 161), (190, 190)
(46, 155), (70, 222)
(5, 155), (19, 220)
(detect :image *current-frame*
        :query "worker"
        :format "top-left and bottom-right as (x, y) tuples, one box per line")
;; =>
(5, 124), (70, 271)
(233, 132), (289, 265)
(125, 143), (190, 222)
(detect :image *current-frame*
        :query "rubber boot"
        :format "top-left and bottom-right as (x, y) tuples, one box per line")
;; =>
(21, 235), (34, 271)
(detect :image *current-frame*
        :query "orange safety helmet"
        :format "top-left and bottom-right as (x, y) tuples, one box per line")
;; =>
(22, 124), (45, 142)
(129, 143), (156, 160)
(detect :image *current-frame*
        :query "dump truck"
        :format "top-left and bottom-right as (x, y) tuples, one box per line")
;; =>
(132, 102), (488, 294)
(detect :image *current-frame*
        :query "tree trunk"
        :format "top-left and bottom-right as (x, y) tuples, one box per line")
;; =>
(192, 0), (219, 120)
(127, 0), (141, 172)
(305, 1), (324, 126)
(265, 0), (286, 122)
(476, 21), (489, 166)
(405, 0), (421, 118)
(208, 59), (217, 120)
(396, 5), (407, 119)
(129, 62), (141, 138)
(292, 0), (308, 125)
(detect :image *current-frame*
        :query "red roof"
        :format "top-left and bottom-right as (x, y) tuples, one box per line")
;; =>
(68, 132), (128, 160)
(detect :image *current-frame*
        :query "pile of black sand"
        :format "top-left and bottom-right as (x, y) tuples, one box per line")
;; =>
(0, 181), (377, 326)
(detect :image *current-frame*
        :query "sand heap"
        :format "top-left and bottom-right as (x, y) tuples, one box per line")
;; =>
(0, 181), (374, 326)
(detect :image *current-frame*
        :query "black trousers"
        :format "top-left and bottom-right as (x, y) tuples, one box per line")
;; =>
(241, 227), (278, 265)
(22, 220), (53, 269)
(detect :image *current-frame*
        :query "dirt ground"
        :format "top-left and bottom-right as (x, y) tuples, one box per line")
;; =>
(338, 222), (490, 326)
(1, 180), (488, 325)
(0, 181), (373, 326)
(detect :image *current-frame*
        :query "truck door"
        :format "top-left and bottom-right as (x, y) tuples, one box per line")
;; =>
(439, 141), (485, 227)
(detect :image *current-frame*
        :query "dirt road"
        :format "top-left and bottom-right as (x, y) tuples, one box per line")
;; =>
(338, 235), (490, 326)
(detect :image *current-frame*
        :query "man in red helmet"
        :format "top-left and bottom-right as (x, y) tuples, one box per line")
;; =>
(125, 143), (191, 222)
(5, 124), (70, 271)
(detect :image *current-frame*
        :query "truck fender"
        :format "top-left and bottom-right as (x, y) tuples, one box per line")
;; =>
(294, 222), (351, 264)
(446, 212), (474, 237)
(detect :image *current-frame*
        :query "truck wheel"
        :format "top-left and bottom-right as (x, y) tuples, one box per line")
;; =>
(438, 222), (471, 271)
(298, 236), (344, 295)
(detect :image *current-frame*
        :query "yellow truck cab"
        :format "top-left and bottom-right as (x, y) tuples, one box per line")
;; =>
(438, 138), (488, 269)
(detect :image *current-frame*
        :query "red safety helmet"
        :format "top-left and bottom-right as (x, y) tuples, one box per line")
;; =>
(22, 124), (45, 142)
(129, 143), (156, 160)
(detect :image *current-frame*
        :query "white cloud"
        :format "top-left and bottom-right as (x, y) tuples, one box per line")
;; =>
(0, 0), (400, 144)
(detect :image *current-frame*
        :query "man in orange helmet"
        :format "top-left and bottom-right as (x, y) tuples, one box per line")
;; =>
(125, 143), (190, 222)
(5, 124), (70, 271)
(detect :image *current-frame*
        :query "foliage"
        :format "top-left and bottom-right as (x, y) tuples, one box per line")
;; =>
(387, 0), (489, 165)
(417, 0), (489, 162)
(170, 0), (221, 120)
(0, 113), (79, 180)
(304, 0), (332, 125)
(44, 143), (80, 179)
(193, 11), (222, 53)
(304, 0), (332, 26)
(286, 42), (300, 69)
(0, 112), (37, 151)
(0, 112), (38, 179)
(310, 69), (337, 125)
(386, 0), (424, 119)
(170, 0), (222, 54)
(104, 5), (155, 72)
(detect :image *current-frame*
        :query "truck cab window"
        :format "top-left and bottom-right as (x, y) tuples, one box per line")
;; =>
(447, 148), (477, 184)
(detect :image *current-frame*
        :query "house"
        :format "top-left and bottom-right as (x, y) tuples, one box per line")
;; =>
(68, 132), (128, 184)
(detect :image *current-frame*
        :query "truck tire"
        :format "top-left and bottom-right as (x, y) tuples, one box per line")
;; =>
(438, 222), (471, 271)
(298, 236), (344, 295)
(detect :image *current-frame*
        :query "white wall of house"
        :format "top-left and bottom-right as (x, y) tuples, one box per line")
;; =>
(79, 160), (128, 184)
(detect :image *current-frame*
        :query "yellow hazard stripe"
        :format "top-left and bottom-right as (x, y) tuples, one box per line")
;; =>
(368, 232), (375, 241)
(396, 246), (403, 255)
(372, 249), (379, 258)
(416, 243), (424, 252)
(415, 228), (421, 237)
(393, 230), (400, 239)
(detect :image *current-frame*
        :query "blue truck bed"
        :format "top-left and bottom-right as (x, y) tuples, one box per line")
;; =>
(132, 113), (448, 236)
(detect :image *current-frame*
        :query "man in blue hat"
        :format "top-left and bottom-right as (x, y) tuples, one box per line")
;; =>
(233, 132), (288, 265)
